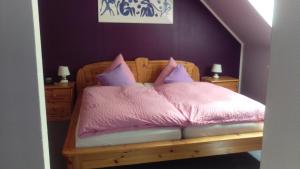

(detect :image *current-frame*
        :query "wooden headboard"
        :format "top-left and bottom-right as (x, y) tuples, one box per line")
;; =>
(76, 57), (200, 94)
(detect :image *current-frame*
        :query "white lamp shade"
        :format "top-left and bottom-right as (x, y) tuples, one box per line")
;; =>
(58, 66), (70, 76)
(211, 64), (222, 73)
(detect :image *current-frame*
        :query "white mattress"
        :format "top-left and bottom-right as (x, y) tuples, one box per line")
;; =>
(76, 126), (182, 148)
(183, 122), (264, 139)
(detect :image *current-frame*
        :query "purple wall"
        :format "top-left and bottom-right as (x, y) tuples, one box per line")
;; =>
(39, 0), (241, 80)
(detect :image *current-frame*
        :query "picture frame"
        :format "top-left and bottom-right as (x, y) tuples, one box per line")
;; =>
(98, 0), (174, 24)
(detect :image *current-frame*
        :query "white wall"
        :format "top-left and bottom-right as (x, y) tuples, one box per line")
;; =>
(261, 0), (300, 169)
(0, 0), (50, 169)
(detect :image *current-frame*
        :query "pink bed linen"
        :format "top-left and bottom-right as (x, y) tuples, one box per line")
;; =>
(78, 85), (187, 137)
(155, 82), (265, 126)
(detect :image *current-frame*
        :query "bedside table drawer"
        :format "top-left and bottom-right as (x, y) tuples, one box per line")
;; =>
(46, 102), (72, 119)
(45, 82), (74, 121)
(46, 88), (72, 102)
(217, 82), (238, 92)
(202, 76), (239, 93)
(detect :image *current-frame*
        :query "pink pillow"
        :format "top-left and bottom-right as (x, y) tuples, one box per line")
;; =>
(154, 57), (177, 85)
(105, 54), (136, 82)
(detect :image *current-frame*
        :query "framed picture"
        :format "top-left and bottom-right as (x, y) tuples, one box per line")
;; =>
(98, 0), (174, 24)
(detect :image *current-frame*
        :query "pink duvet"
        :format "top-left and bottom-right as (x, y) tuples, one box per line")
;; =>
(78, 86), (187, 137)
(155, 82), (265, 126)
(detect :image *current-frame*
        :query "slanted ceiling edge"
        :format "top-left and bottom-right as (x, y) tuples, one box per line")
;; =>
(200, 0), (244, 45)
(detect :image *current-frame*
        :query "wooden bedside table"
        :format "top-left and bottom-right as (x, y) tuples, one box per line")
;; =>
(202, 76), (239, 92)
(45, 82), (75, 121)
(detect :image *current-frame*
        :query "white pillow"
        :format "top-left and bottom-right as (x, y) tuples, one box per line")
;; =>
(135, 83), (144, 87)
(143, 83), (154, 87)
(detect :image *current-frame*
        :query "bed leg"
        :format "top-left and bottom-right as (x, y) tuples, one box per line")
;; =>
(73, 157), (82, 169)
(67, 163), (73, 169)
(66, 157), (81, 169)
(65, 157), (73, 169)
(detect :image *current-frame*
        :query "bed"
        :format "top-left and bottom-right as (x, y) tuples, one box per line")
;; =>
(62, 57), (263, 169)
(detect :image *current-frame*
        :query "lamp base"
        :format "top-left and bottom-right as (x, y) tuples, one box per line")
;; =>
(60, 79), (69, 83)
(213, 73), (220, 79)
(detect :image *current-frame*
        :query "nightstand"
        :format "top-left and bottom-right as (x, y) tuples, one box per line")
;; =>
(45, 82), (75, 121)
(202, 76), (239, 92)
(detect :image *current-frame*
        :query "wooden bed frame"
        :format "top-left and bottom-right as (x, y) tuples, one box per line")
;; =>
(63, 57), (263, 169)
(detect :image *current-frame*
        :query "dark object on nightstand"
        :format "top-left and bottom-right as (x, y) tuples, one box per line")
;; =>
(45, 82), (75, 121)
(202, 76), (239, 92)
(45, 77), (53, 84)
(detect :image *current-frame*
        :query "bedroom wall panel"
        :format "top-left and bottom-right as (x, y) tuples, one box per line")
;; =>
(261, 1), (300, 168)
(240, 45), (270, 103)
(38, 0), (241, 80)
(0, 0), (50, 168)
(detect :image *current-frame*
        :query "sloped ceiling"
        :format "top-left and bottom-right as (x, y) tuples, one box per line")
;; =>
(202, 0), (272, 47)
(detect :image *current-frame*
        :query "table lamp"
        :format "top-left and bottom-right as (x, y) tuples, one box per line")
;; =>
(211, 64), (222, 79)
(58, 66), (70, 83)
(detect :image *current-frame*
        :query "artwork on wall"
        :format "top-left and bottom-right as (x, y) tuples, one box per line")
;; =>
(98, 0), (173, 24)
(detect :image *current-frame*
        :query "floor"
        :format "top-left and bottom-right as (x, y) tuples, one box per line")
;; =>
(48, 121), (69, 169)
(48, 121), (260, 169)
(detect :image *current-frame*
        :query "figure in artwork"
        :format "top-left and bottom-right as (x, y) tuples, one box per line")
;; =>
(140, 0), (155, 17)
(119, 0), (136, 16)
(160, 0), (171, 16)
(100, 0), (117, 16)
